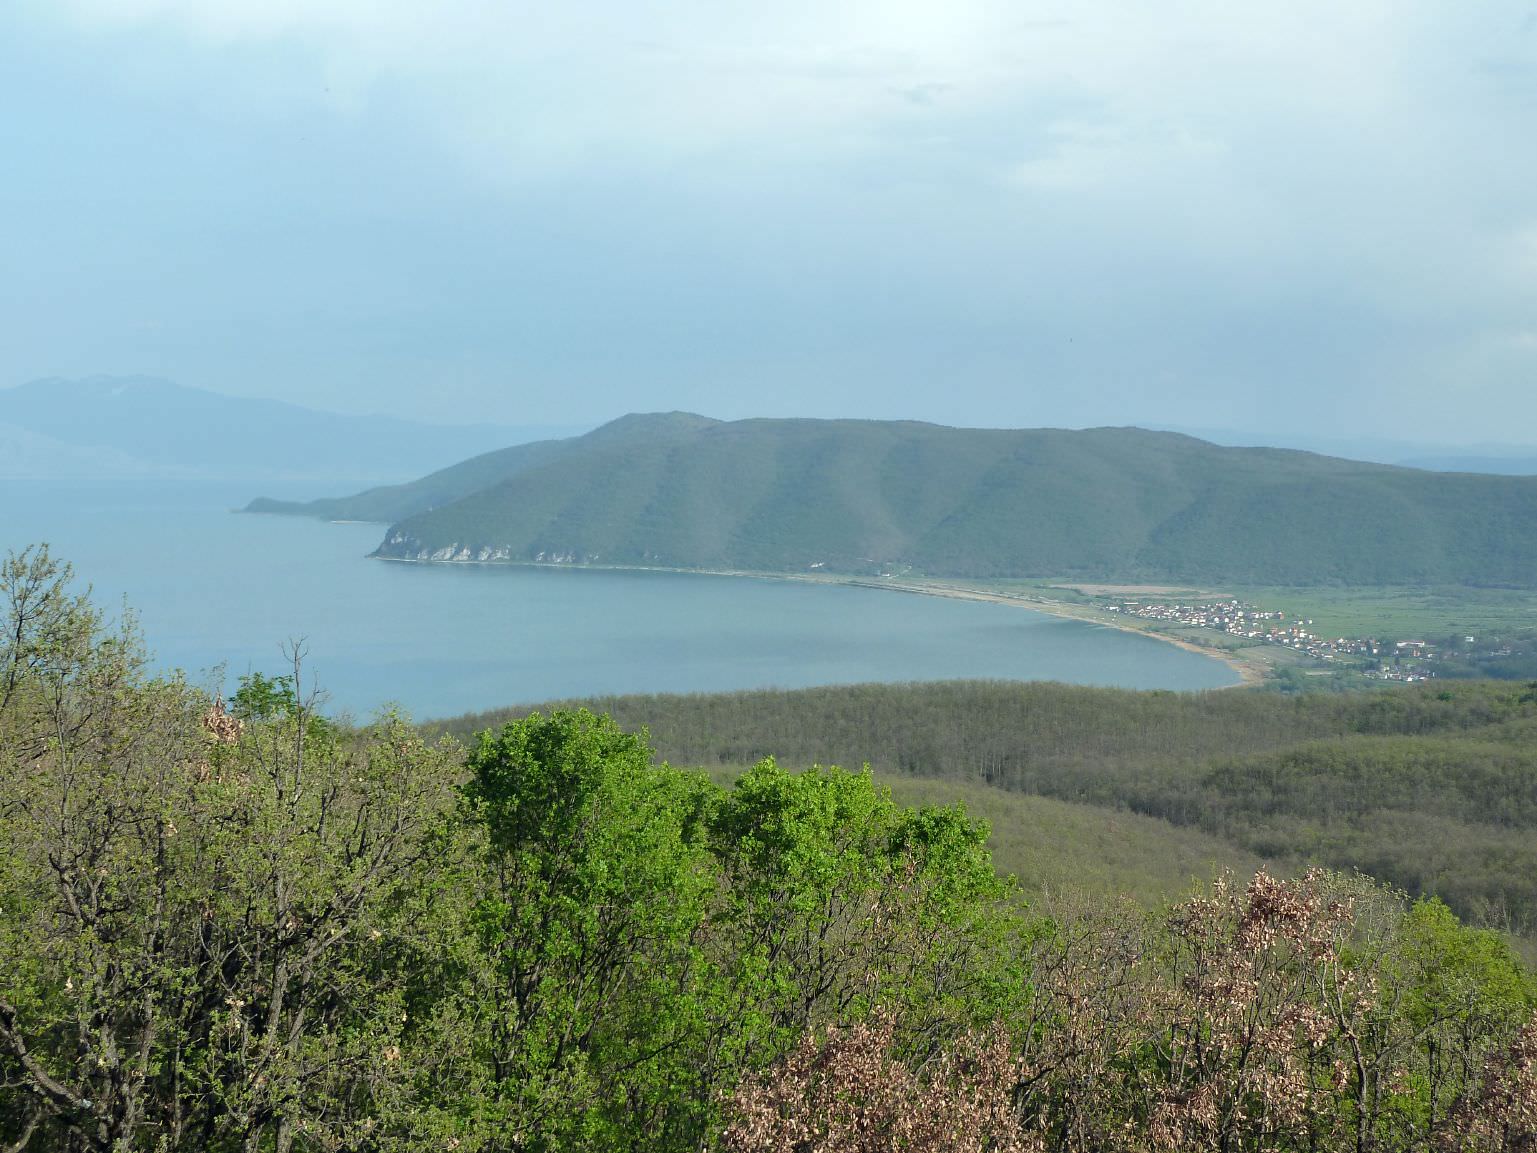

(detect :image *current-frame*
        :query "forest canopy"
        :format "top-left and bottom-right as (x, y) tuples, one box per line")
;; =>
(445, 677), (1537, 939)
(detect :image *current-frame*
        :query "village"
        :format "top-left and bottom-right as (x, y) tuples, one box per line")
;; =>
(1103, 597), (1440, 681)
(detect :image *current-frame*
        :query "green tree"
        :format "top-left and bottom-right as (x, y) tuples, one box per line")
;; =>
(0, 549), (460, 1151)
(419, 709), (717, 1151)
(1390, 898), (1536, 1137)
(704, 758), (1026, 1074)
(406, 721), (1028, 1153)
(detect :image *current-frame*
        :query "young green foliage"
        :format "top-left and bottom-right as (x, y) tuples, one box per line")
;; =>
(429, 709), (718, 1150)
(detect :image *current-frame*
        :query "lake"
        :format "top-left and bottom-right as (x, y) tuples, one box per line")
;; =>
(1, 480), (1239, 718)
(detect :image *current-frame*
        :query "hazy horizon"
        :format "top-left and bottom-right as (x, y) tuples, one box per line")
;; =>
(8, 375), (1537, 467)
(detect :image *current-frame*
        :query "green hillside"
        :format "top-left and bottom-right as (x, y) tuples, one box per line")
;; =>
(245, 433), (583, 522)
(347, 414), (1537, 585)
(438, 679), (1537, 938)
(243, 412), (712, 522)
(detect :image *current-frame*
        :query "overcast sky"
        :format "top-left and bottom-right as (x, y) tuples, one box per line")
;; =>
(2, 1), (1534, 441)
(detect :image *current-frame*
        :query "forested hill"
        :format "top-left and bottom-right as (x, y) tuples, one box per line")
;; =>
(440, 678), (1537, 939)
(255, 413), (1537, 585)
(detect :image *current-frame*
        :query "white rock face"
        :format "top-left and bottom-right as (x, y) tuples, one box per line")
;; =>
(381, 535), (520, 562)
(381, 536), (554, 564)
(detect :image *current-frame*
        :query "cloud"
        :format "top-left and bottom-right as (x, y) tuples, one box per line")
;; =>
(1517, 224), (1537, 271)
(33, 2), (1448, 176)
(35, 0), (1537, 216)
(11, 0), (1537, 435)
(48, 0), (1014, 152)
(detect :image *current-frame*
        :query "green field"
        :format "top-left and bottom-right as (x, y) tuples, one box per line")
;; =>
(1228, 584), (1537, 639)
(992, 579), (1537, 641)
(951, 580), (1537, 684)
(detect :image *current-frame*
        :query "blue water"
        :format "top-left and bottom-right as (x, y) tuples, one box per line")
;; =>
(0, 480), (1238, 718)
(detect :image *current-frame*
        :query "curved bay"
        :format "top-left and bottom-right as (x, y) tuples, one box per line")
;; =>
(3, 480), (1238, 718)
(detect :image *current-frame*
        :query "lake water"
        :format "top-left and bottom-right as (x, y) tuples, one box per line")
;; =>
(1, 480), (1238, 718)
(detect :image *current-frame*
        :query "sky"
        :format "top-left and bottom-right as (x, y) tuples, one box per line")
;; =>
(2, 1), (1535, 441)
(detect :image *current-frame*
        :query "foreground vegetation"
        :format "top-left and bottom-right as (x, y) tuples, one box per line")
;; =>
(4, 548), (1537, 1151)
(815, 774), (1269, 908)
(447, 678), (1537, 940)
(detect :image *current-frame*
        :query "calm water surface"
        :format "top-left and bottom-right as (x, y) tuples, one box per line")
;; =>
(2, 480), (1238, 717)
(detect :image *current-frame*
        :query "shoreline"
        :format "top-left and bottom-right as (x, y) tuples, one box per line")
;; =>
(371, 554), (1269, 689)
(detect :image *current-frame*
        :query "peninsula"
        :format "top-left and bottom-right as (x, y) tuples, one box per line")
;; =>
(250, 412), (1537, 587)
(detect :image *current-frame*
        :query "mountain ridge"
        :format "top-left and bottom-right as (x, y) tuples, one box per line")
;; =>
(252, 413), (1537, 586)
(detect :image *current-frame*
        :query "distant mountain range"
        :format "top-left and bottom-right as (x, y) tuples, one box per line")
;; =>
(248, 413), (1537, 586)
(0, 376), (583, 483)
